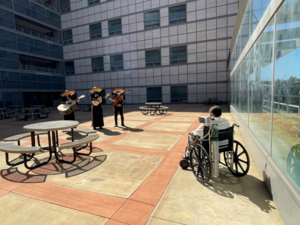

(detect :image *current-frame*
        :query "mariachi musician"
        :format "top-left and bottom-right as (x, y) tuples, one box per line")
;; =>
(110, 88), (127, 127)
(60, 90), (81, 120)
(90, 87), (109, 130)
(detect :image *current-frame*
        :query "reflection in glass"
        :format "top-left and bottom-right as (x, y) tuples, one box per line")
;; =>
(272, 0), (300, 191)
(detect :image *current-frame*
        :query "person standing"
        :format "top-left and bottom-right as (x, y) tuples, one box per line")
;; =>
(110, 88), (127, 127)
(90, 87), (108, 130)
(60, 90), (81, 120)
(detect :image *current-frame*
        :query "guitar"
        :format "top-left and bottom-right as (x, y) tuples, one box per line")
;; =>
(57, 95), (85, 115)
(92, 93), (110, 106)
(110, 90), (130, 106)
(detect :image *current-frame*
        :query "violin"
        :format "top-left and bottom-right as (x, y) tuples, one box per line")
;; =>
(111, 90), (130, 106)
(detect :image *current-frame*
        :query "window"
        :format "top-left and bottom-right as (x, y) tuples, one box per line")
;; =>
(90, 23), (102, 39)
(146, 50), (161, 67)
(92, 57), (104, 72)
(144, 10), (160, 29)
(88, 0), (99, 5)
(109, 19), (122, 36)
(110, 55), (123, 70)
(169, 5), (186, 24)
(147, 87), (162, 102)
(60, 0), (70, 13)
(62, 30), (72, 44)
(170, 46), (187, 64)
(65, 61), (74, 74)
(171, 86), (187, 102)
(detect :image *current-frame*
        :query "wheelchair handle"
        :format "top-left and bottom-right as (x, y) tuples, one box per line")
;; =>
(233, 123), (240, 128)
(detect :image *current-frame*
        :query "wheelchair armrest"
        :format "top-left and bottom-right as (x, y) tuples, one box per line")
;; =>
(233, 124), (239, 128)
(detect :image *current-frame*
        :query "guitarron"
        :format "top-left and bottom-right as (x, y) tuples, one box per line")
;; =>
(57, 95), (85, 115)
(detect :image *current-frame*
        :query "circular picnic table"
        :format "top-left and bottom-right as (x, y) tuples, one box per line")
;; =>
(24, 120), (79, 164)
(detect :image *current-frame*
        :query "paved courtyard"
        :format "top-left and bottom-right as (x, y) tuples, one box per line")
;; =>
(0, 104), (283, 224)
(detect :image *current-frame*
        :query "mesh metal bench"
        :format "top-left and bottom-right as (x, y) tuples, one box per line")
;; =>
(62, 128), (96, 134)
(57, 134), (99, 163)
(0, 142), (51, 169)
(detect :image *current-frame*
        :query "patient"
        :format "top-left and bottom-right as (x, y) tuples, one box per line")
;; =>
(192, 105), (231, 137)
(184, 105), (232, 159)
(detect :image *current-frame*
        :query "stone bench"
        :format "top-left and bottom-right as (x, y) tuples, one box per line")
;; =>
(57, 134), (99, 163)
(3, 131), (48, 146)
(0, 142), (47, 169)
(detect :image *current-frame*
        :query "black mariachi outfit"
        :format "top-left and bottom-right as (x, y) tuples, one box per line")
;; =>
(91, 92), (104, 129)
(61, 95), (78, 120)
(112, 94), (125, 126)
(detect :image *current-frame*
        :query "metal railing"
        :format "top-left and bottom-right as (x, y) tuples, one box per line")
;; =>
(19, 64), (61, 73)
(33, 0), (57, 12)
(263, 99), (300, 113)
(16, 26), (58, 43)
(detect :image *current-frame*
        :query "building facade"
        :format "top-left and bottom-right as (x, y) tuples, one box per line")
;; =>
(0, 0), (65, 107)
(62, 0), (239, 105)
(230, 0), (300, 224)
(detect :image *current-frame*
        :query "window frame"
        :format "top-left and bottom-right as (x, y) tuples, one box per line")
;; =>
(147, 87), (162, 102)
(169, 4), (187, 25)
(108, 18), (122, 36)
(171, 86), (188, 103)
(170, 46), (187, 65)
(145, 49), (161, 67)
(110, 54), (124, 71)
(88, 0), (100, 6)
(91, 57), (104, 72)
(62, 30), (73, 44)
(90, 22), (102, 39)
(64, 61), (75, 75)
(144, 10), (160, 30)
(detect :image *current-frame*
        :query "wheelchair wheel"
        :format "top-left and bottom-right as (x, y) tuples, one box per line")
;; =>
(189, 145), (211, 183)
(224, 140), (250, 177)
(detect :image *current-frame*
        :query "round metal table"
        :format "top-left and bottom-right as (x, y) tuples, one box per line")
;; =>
(24, 120), (79, 164)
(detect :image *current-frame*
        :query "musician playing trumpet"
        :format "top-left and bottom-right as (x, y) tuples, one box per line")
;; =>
(109, 88), (127, 127)
(60, 90), (81, 120)
(90, 87), (109, 130)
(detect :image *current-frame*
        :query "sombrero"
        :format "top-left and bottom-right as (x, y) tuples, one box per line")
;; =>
(112, 88), (125, 94)
(60, 90), (76, 97)
(89, 87), (103, 93)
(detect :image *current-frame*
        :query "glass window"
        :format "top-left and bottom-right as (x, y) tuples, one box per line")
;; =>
(110, 55), (123, 71)
(0, 29), (17, 50)
(30, 3), (45, 22)
(60, 0), (70, 13)
(146, 50), (161, 67)
(171, 86), (187, 102)
(88, 0), (99, 5)
(37, 75), (51, 82)
(247, 18), (274, 153)
(1, 71), (20, 80)
(65, 61), (74, 74)
(90, 23), (102, 39)
(170, 46), (187, 64)
(63, 30), (72, 44)
(0, 0), (13, 9)
(52, 82), (64, 89)
(2, 80), (21, 88)
(92, 57), (104, 72)
(0, 8), (15, 28)
(144, 10), (160, 29)
(22, 81), (37, 89)
(169, 5), (186, 25)
(147, 87), (162, 102)
(272, 0), (300, 191)
(109, 19), (122, 36)
(38, 82), (51, 89)
(21, 73), (36, 81)
(51, 76), (64, 83)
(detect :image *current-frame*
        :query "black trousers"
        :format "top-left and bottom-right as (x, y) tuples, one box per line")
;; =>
(114, 106), (124, 125)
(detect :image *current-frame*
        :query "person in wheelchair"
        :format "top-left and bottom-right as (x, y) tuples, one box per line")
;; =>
(183, 105), (233, 159)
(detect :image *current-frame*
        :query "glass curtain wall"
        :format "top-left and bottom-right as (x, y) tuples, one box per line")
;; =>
(230, 0), (300, 191)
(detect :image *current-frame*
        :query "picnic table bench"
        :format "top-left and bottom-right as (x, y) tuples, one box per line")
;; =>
(0, 142), (50, 169)
(139, 104), (169, 116)
(80, 104), (91, 112)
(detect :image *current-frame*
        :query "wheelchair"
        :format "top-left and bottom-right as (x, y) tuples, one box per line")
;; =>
(179, 122), (250, 184)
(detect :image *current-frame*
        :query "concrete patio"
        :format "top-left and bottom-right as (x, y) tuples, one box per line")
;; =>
(0, 104), (283, 224)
